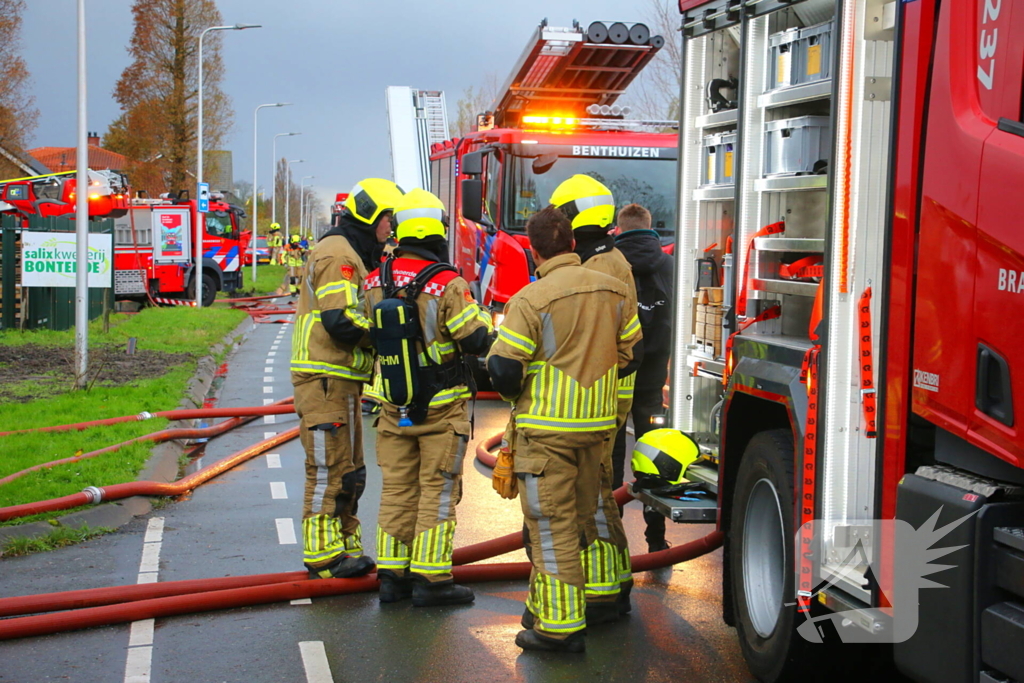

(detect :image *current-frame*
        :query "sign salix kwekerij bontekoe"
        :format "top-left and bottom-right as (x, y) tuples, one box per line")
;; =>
(20, 231), (113, 288)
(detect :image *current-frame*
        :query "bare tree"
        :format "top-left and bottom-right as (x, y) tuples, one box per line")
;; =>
(105, 0), (233, 196)
(449, 73), (499, 137)
(625, 0), (683, 122)
(0, 0), (39, 178)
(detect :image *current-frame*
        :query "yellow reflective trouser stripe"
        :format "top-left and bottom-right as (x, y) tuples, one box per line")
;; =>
(303, 518), (363, 564)
(445, 305), (478, 333)
(526, 573), (586, 634)
(582, 539), (621, 597)
(410, 520), (455, 574)
(621, 314), (641, 339)
(618, 546), (632, 583)
(498, 327), (536, 354)
(376, 526), (411, 571)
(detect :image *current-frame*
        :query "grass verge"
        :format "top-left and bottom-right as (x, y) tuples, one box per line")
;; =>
(0, 306), (247, 527)
(2, 523), (113, 558)
(218, 264), (287, 298)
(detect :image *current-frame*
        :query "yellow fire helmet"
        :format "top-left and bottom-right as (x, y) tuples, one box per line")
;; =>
(549, 174), (615, 230)
(290, 234), (301, 244)
(630, 429), (700, 486)
(269, 223), (281, 231)
(344, 178), (404, 226)
(394, 188), (447, 242)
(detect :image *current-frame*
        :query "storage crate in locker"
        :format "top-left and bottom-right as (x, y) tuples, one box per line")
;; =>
(763, 116), (831, 176)
(795, 20), (833, 85)
(701, 131), (737, 186)
(767, 28), (800, 91)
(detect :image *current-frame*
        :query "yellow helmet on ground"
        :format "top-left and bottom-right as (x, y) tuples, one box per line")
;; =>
(549, 174), (615, 229)
(344, 178), (404, 226)
(394, 188), (447, 242)
(631, 429), (700, 486)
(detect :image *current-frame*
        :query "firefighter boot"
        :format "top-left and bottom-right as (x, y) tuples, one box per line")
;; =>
(411, 579), (475, 607)
(378, 570), (414, 604)
(584, 599), (621, 626)
(618, 578), (634, 615)
(306, 553), (375, 579)
(515, 629), (586, 653)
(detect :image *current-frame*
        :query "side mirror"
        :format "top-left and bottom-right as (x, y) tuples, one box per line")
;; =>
(532, 154), (558, 175)
(462, 151), (484, 177)
(461, 178), (484, 224)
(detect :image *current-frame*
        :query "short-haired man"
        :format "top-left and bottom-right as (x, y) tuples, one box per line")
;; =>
(612, 203), (675, 551)
(487, 206), (641, 653)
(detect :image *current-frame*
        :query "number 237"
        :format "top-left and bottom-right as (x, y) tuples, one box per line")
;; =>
(978, 0), (1000, 90)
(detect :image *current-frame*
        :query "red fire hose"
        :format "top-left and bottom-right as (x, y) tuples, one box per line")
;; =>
(0, 428), (298, 522)
(0, 399), (297, 487)
(0, 398), (295, 437)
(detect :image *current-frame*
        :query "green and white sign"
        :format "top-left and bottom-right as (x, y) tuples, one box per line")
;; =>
(21, 231), (113, 288)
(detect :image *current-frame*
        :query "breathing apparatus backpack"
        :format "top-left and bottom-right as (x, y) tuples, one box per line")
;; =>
(370, 258), (468, 426)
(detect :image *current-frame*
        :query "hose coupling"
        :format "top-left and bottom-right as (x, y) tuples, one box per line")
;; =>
(137, 411), (154, 421)
(82, 486), (104, 504)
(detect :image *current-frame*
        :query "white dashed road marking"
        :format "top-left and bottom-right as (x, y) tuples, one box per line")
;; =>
(264, 432), (276, 439)
(125, 517), (164, 683)
(264, 415), (277, 424)
(276, 518), (297, 545)
(270, 482), (288, 499)
(264, 377), (273, 383)
(291, 598), (312, 605)
(264, 386), (274, 394)
(263, 398), (273, 405)
(299, 642), (334, 683)
(266, 453), (282, 468)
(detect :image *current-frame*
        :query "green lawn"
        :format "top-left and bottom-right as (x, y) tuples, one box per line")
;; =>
(218, 264), (287, 299)
(0, 306), (247, 527)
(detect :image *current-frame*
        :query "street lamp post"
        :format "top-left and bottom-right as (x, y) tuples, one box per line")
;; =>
(252, 103), (292, 282)
(299, 175), (314, 241)
(272, 132), (300, 226)
(74, 0), (88, 389)
(284, 159), (305, 244)
(196, 23), (259, 307)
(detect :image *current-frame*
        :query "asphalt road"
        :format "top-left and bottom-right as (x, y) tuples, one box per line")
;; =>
(0, 313), (752, 683)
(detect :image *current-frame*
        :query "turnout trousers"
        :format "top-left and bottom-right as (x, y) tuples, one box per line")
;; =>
(294, 376), (366, 569)
(375, 401), (471, 583)
(515, 428), (611, 638)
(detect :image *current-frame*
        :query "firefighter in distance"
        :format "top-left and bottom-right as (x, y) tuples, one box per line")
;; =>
(289, 177), (404, 580)
(364, 188), (493, 606)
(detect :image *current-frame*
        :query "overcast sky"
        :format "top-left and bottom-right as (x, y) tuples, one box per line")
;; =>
(22, 0), (666, 217)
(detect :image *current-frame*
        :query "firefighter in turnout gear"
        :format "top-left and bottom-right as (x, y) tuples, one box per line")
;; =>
(364, 189), (493, 606)
(549, 175), (643, 621)
(486, 206), (641, 653)
(268, 224), (284, 266)
(286, 234), (305, 297)
(290, 177), (404, 579)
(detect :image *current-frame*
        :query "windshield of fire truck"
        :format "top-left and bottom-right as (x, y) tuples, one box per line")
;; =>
(505, 154), (676, 241)
(205, 210), (236, 239)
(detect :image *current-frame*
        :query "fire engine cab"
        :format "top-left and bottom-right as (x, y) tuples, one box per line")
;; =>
(0, 170), (130, 221)
(631, 0), (1024, 680)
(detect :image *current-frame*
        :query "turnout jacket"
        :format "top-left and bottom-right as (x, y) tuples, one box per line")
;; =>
(486, 252), (641, 433)
(363, 255), (493, 410)
(290, 234), (374, 385)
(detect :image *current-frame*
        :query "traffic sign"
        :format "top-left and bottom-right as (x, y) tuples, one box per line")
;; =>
(197, 182), (210, 213)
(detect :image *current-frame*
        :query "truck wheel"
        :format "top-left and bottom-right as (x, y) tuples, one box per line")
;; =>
(729, 428), (819, 681)
(188, 273), (217, 308)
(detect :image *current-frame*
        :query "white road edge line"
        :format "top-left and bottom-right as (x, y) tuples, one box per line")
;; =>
(270, 482), (288, 499)
(143, 517), (164, 544)
(291, 598), (312, 605)
(264, 432), (277, 439)
(276, 518), (297, 545)
(124, 646), (153, 683)
(299, 641), (334, 683)
(125, 517), (163, 683)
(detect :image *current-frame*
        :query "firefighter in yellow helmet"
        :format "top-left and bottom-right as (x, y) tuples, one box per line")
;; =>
(290, 177), (404, 579)
(486, 206), (640, 652)
(286, 234), (305, 297)
(267, 224), (284, 266)
(364, 188), (493, 605)
(549, 174), (643, 624)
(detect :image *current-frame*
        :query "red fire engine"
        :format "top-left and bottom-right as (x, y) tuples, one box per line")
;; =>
(428, 20), (679, 316)
(330, 192), (349, 228)
(0, 169), (130, 221)
(635, 0), (1024, 680)
(112, 191), (246, 307)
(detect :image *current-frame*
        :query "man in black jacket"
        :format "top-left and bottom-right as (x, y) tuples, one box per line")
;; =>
(611, 204), (675, 552)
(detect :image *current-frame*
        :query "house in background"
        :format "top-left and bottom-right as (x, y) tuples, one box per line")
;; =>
(0, 142), (50, 180)
(29, 132), (126, 173)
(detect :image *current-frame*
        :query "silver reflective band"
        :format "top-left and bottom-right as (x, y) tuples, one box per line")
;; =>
(572, 193), (614, 212)
(395, 206), (443, 224)
(311, 429), (328, 514)
(634, 440), (662, 462)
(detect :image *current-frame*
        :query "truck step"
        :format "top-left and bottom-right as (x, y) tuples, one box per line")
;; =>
(626, 482), (717, 523)
(994, 527), (1024, 553)
(982, 601), (1024, 683)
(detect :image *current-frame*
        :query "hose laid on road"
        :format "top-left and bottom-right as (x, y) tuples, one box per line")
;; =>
(0, 428), (298, 522)
(0, 400), (296, 437)
(219, 293), (287, 304)
(0, 533), (724, 639)
(0, 399), (297, 487)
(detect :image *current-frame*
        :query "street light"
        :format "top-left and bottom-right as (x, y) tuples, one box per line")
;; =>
(272, 132), (300, 226)
(74, 0), (88, 389)
(251, 102), (292, 282)
(196, 22), (259, 307)
(284, 159), (305, 243)
(299, 175), (315, 240)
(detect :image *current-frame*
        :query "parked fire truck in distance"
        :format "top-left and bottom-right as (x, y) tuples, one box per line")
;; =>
(330, 192), (349, 228)
(428, 19), (678, 315)
(112, 192), (245, 307)
(640, 0), (1024, 680)
(0, 170), (130, 221)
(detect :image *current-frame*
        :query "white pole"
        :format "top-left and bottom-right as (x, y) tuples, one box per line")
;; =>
(74, 0), (89, 389)
(299, 175), (314, 241)
(251, 103), (291, 282)
(272, 132), (300, 226)
(284, 159), (304, 244)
